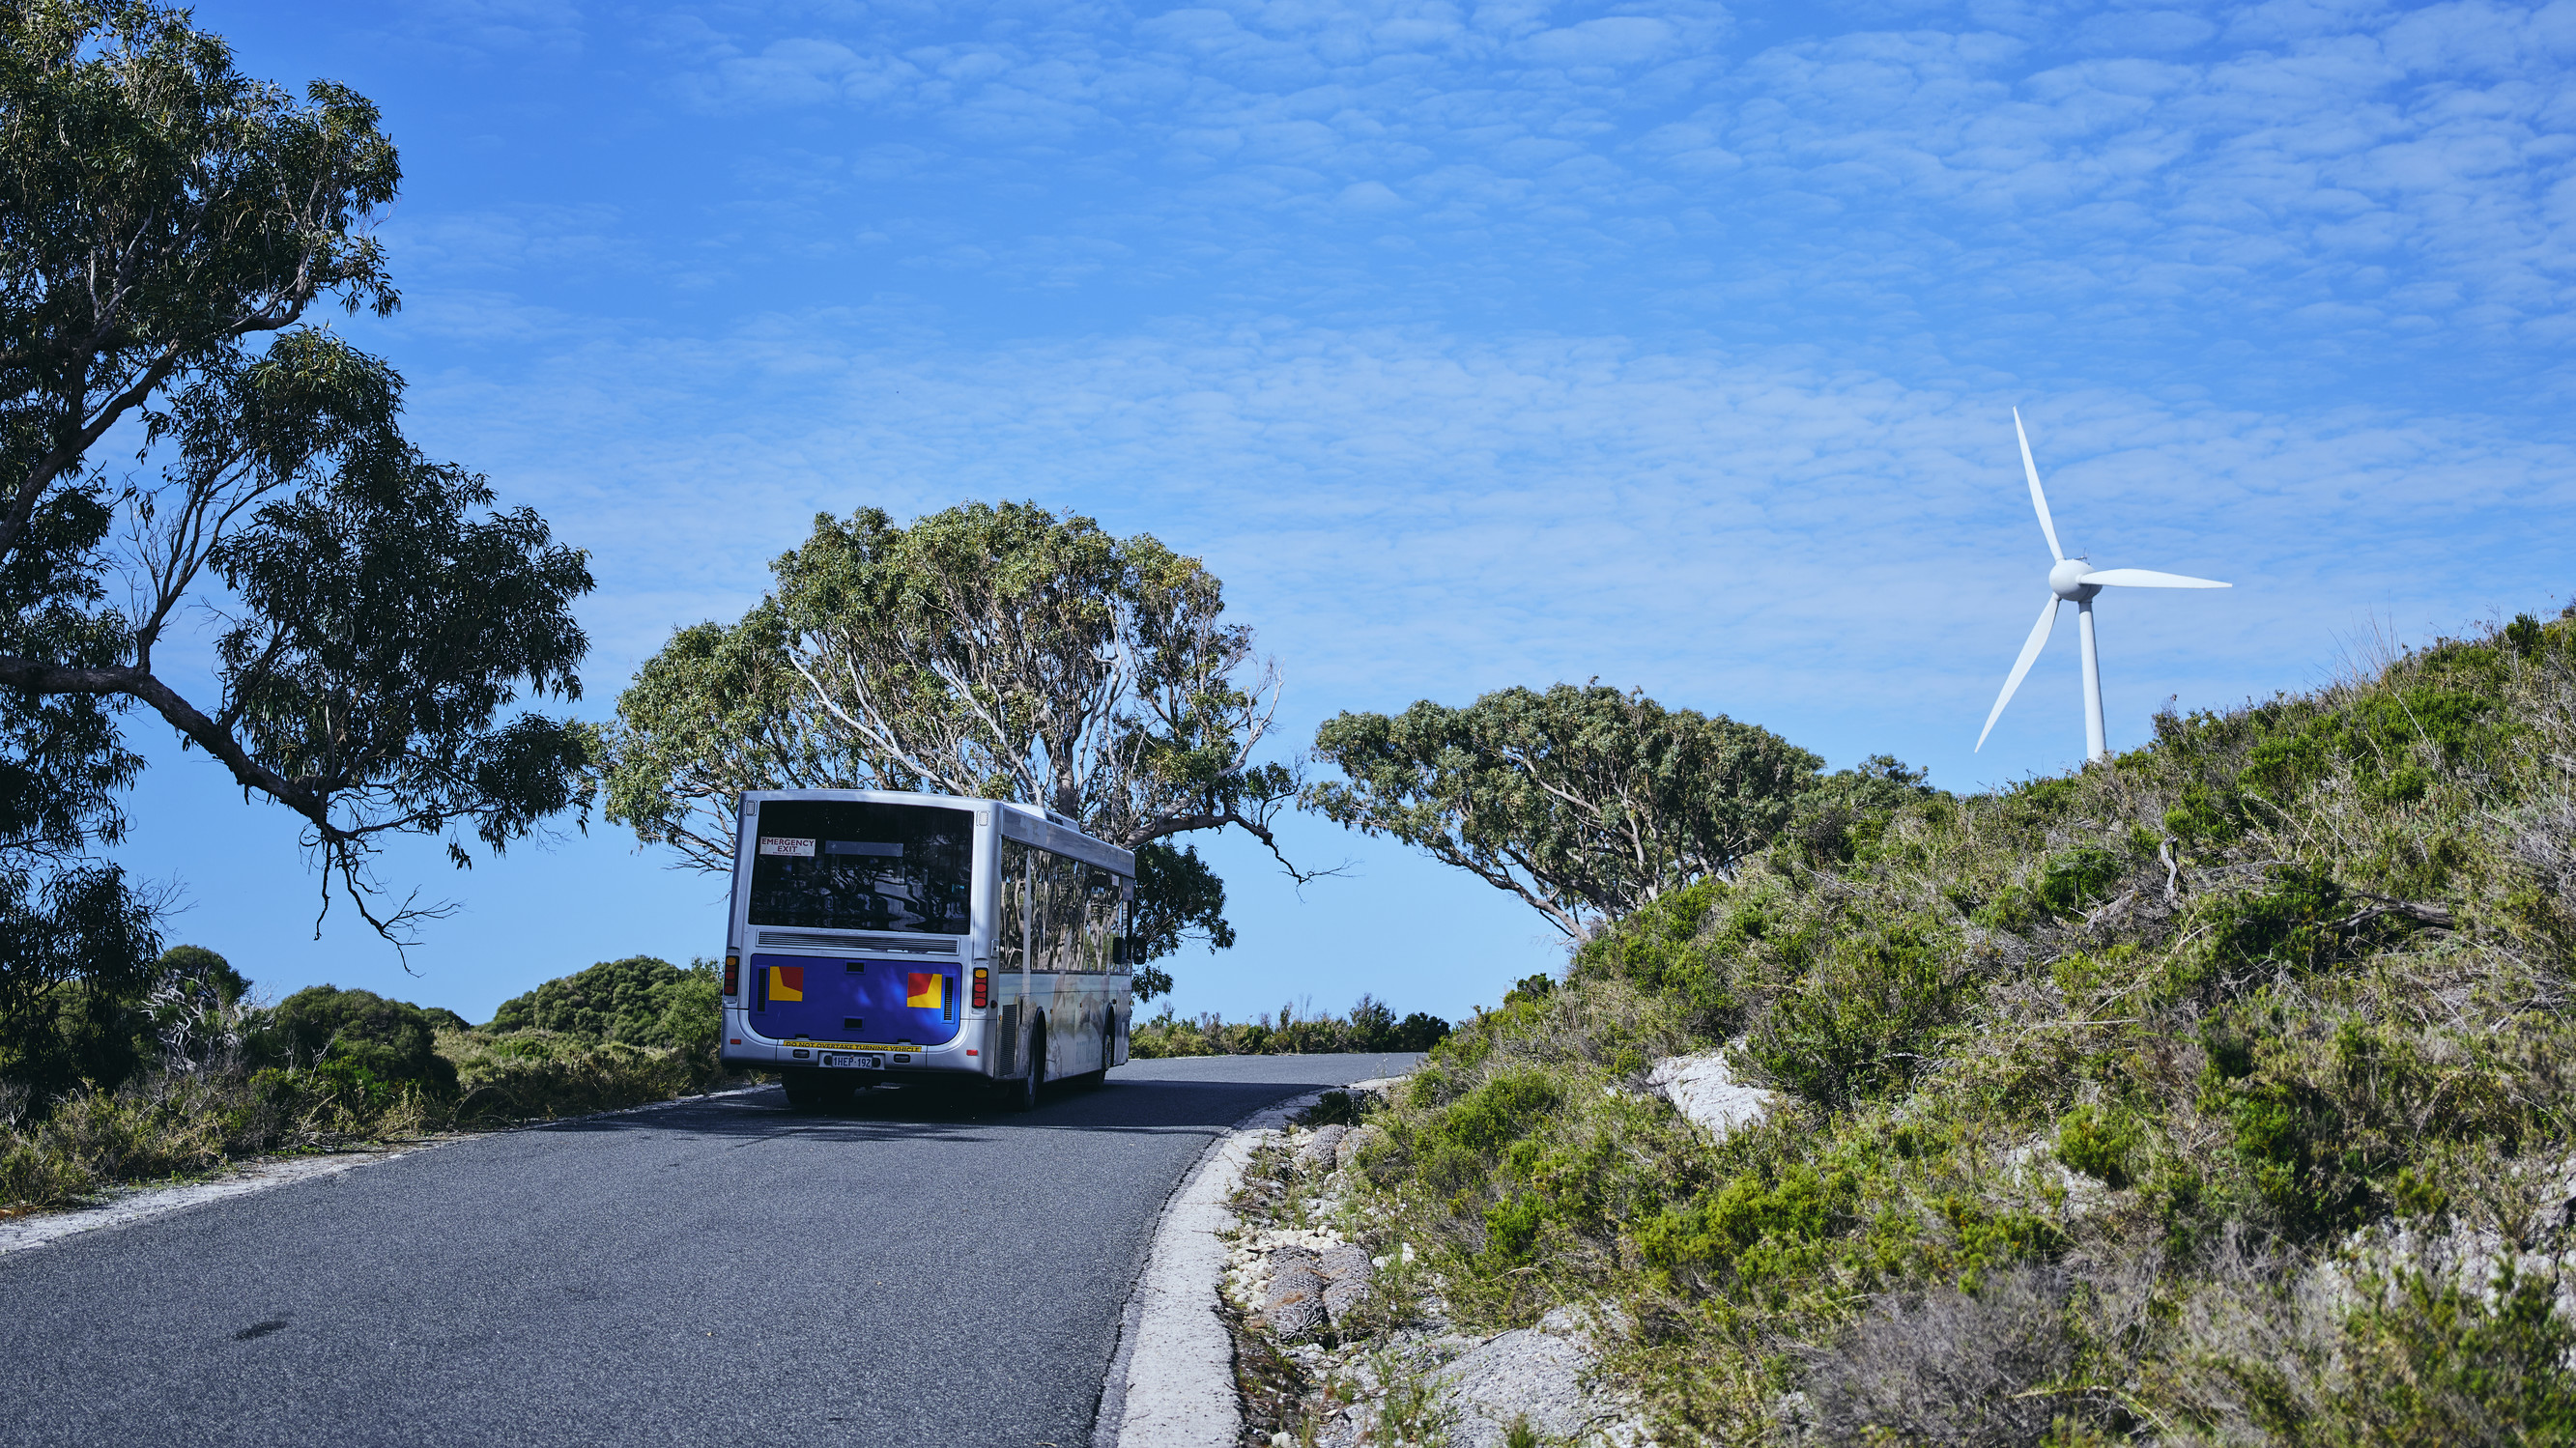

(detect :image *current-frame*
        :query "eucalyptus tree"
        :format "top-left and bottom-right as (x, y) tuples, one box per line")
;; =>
(1307, 684), (1821, 937)
(0, 5), (595, 1080)
(606, 501), (1301, 987)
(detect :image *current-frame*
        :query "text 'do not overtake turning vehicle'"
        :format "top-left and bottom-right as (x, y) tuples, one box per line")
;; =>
(717, 789), (1135, 1109)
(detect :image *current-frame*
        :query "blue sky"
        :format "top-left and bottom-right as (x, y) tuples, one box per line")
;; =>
(110, 0), (2576, 1023)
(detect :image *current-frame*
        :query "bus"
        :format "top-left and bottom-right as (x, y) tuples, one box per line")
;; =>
(716, 788), (1137, 1110)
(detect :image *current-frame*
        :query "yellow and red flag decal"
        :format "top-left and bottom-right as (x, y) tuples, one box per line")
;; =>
(769, 965), (804, 1002)
(905, 972), (944, 1009)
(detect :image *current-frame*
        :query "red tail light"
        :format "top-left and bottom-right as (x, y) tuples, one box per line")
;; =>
(971, 967), (989, 1008)
(723, 954), (740, 997)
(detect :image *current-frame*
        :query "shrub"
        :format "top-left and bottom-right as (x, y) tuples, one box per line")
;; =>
(1804, 1266), (2075, 1447)
(268, 985), (459, 1095)
(1566, 876), (1770, 1037)
(2320, 1264), (2576, 1440)
(442, 1031), (709, 1123)
(1391, 1011), (1451, 1051)
(2054, 1103), (2141, 1189)
(154, 946), (247, 1005)
(1749, 923), (1959, 1109)
(1301, 1089), (1365, 1127)
(1128, 998), (1452, 1058)
(484, 955), (717, 1051)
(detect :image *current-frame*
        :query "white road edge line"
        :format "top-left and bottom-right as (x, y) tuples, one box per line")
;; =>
(0, 1083), (772, 1259)
(1099, 1075), (1409, 1448)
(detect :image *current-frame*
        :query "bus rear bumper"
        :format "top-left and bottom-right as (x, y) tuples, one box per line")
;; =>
(720, 1010), (998, 1078)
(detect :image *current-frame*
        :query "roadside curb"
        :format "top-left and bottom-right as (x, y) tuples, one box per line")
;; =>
(0, 1082), (771, 1260)
(1099, 1077), (1405, 1448)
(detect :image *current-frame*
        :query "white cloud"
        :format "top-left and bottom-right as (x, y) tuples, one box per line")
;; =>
(578, 1), (2562, 424)
(1518, 16), (1680, 68)
(376, 300), (2576, 794)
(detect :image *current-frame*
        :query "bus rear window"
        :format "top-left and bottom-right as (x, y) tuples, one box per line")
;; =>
(748, 800), (973, 934)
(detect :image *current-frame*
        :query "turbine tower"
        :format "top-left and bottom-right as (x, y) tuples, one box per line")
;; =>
(1975, 410), (2230, 764)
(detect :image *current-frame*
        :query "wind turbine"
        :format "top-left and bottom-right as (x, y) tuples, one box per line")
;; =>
(1976, 409), (2230, 764)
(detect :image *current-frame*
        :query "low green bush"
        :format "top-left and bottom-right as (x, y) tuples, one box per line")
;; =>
(1129, 996), (1450, 1058)
(268, 985), (459, 1095)
(484, 954), (720, 1055)
(442, 1029), (712, 1124)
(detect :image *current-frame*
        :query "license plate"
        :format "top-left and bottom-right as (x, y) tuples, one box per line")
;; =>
(816, 1052), (881, 1070)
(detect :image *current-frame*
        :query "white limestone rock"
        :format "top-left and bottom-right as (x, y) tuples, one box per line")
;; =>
(1646, 1050), (1775, 1140)
(1300, 1123), (1351, 1170)
(1431, 1328), (1604, 1448)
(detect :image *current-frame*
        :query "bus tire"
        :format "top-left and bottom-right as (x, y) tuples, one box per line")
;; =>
(1011, 1027), (1045, 1111)
(1091, 1021), (1114, 1087)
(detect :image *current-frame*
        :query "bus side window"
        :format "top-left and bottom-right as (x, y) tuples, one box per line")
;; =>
(1036, 847), (1077, 973)
(1084, 867), (1119, 974)
(998, 839), (1029, 974)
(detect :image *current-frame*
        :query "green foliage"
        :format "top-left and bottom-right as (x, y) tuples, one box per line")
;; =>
(1392, 1012), (1451, 1052)
(155, 948), (247, 1006)
(2163, 780), (2246, 844)
(2243, 684), (2504, 807)
(0, 942), (249, 1105)
(2054, 1103), (2141, 1189)
(0, 950), (755, 1209)
(1307, 683), (1824, 937)
(1749, 923), (1960, 1110)
(1301, 1089), (1367, 1128)
(1566, 876), (1747, 1036)
(0, 1), (594, 949)
(268, 985), (457, 1095)
(2173, 866), (2351, 998)
(606, 501), (1301, 982)
(1132, 839), (1231, 973)
(485, 955), (718, 1055)
(1128, 996), (1450, 1058)
(209, 453), (595, 887)
(0, 872), (160, 1095)
(2317, 1265), (2576, 1443)
(1782, 753), (1941, 865)
(439, 1030), (717, 1124)
(2035, 848), (2124, 916)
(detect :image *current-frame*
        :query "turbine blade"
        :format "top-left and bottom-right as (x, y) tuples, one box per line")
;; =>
(2077, 568), (2230, 589)
(1976, 595), (2062, 752)
(2014, 407), (2064, 562)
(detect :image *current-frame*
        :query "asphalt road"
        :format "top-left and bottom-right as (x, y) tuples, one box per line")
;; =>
(0, 1053), (1416, 1448)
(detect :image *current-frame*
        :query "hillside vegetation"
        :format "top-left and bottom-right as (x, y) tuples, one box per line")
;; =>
(1331, 609), (2576, 1444)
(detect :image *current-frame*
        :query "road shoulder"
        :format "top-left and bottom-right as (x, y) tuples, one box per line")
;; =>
(0, 1084), (769, 1259)
(0, 1144), (444, 1258)
(1102, 1076), (1407, 1448)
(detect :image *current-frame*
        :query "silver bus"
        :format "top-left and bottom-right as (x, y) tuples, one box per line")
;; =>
(716, 789), (1137, 1109)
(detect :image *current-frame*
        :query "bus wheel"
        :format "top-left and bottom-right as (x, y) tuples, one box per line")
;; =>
(1013, 1029), (1045, 1111)
(1092, 1021), (1115, 1087)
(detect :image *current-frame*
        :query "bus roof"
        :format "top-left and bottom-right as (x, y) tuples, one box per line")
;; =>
(989, 800), (1134, 874)
(736, 789), (1134, 875)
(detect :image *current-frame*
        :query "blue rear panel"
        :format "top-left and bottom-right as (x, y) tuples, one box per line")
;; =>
(749, 953), (962, 1047)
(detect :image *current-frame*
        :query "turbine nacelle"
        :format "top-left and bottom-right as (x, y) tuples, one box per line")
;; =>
(2047, 557), (2101, 602)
